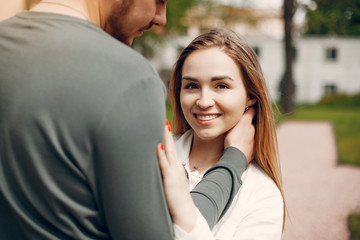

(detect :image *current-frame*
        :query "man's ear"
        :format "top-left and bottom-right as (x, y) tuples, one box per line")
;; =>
(246, 97), (257, 108)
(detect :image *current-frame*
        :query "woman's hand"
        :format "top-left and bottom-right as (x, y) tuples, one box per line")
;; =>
(224, 107), (256, 163)
(157, 120), (197, 232)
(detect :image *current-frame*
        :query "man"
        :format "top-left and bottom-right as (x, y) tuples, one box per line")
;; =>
(0, 0), (254, 239)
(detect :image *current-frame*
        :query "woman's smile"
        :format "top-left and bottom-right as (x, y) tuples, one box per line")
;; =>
(194, 113), (221, 125)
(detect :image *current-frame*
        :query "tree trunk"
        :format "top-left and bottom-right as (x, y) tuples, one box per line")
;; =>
(281, 0), (295, 113)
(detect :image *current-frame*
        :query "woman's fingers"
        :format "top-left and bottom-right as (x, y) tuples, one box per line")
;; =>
(157, 119), (179, 176)
(157, 143), (169, 171)
(156, 120), (197, 232)
(224, 107), (255, 162)
(163, 120), (179, 166)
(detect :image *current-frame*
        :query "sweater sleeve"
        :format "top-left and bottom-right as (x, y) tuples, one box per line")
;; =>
(93, 76), (174, 239)
(190, 147), (248, 228)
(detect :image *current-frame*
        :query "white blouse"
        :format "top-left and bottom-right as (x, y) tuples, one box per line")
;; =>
(173, 130), (284, 240)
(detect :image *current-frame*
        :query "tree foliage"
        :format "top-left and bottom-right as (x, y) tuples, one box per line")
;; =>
(305, 0), (360, 35)
(165, 0), (199, 35)
(133, 0), (213, 57)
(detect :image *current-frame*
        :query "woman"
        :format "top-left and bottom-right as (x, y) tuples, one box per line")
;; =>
(157, 29), (285, 239)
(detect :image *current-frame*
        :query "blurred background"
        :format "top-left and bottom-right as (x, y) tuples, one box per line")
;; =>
(1, 0), (359, 239)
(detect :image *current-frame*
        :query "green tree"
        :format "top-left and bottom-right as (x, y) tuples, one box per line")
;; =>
(133, 0), (213, 58)
(305, 0), (360, 35)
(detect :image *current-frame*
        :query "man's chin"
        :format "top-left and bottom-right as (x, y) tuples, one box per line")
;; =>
(126, 37), (134, 46)
(116, 34), (133, 46)
(108, 32), (133, 46)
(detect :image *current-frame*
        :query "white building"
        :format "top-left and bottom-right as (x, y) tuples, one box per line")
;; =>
(248, 36), (360, 103)
(294, 36), (360, 103)
(149, 3), (360, 104)
(151, 35), (360, 104)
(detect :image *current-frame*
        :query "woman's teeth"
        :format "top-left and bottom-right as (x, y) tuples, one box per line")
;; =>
(196, 114), (219, 121)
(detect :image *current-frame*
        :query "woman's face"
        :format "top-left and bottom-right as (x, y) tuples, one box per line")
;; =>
(180, 47), (251, 141)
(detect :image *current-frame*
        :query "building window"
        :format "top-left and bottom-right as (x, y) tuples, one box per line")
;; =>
(325, 47), (338, 62)
(252, 46), (260, 57)
(324, 84), (337, 95)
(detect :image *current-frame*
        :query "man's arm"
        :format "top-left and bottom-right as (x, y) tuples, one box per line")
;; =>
(94, 76), (173, 239)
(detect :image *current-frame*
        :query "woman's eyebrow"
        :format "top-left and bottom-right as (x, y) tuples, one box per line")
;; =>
(211, 75), (234, 81)
(181, 76), (198, 81)
(181, 75), (234, 81)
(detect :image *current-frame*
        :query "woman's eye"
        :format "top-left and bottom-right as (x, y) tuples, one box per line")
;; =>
(184, 83), (198, 89)
(216, 83), (228, 89)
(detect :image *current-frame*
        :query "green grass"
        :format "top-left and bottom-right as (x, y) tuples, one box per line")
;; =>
(278, 104), (360, 166)
(349, 214), (360, 240)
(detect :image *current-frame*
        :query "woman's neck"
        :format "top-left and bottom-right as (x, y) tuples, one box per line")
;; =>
(189, 134), (225, 174)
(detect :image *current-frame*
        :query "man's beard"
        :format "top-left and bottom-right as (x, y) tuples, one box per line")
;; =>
(104, 0), (133, 45)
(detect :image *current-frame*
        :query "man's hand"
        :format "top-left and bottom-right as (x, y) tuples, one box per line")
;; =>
(224, 107), (256, 163)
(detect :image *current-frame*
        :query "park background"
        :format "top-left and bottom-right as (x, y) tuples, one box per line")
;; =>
(1, 0), (359, 239)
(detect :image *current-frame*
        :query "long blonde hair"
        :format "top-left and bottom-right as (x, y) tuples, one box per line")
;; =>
(169, 29), (285, 224)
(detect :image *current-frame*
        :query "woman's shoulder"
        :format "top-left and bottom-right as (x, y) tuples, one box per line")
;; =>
(247, 163), (279, 185)
(213, 163), (284, 239)
(242, 163), (283, 203)
(222, 162), (283, 228)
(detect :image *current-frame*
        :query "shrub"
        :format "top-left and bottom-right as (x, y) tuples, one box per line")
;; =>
(318, 93), (360, 108)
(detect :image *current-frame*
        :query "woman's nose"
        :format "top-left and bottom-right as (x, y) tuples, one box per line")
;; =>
(196, 90), (215, 109)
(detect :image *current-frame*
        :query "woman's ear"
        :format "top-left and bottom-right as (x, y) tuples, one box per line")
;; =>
(246, 97), (257, 109)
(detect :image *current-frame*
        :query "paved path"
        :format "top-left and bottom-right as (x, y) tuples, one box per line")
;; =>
(277, 121), (360, 240)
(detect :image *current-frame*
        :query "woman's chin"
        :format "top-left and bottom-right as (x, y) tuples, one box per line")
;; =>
(194, 130), (226, 142)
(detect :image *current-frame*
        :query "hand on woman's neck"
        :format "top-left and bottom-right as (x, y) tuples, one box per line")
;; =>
(30, 0), (102, 27)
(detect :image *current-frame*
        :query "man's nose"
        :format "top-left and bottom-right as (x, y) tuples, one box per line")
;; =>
(153, 5), (167, 26)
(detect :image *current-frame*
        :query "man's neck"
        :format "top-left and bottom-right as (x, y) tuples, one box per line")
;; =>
(30, 0), (101, 27)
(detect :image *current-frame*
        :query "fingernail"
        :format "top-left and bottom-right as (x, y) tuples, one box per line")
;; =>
(168, 125), (171, 132)
(160, 143), (164, 150)
(165, 119), (169, 126)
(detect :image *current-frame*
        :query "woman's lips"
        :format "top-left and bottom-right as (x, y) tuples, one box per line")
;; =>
(194, 113), (221, 125)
